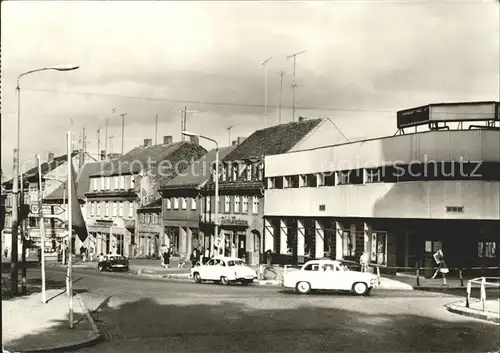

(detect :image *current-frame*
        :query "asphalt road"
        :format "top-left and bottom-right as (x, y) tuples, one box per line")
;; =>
(29, 268), (500, 352)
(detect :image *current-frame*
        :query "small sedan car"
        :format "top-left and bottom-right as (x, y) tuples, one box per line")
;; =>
(190, 256), (257, 285)
(97, 254), (129, 272)
(283, 259), (378, 295)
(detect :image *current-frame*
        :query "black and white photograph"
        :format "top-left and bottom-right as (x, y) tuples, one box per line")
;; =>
(1, 1), (499, 352)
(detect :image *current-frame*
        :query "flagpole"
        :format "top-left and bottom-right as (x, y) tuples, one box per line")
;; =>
(67, 131), (74, 329)
(37, 155), (47, 304)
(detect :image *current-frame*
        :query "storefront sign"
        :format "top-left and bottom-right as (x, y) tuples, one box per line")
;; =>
(94, 219), (115, 227)
(219, 216), (248, 227)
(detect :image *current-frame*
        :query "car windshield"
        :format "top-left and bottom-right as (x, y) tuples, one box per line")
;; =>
(227, 260), (245, 266)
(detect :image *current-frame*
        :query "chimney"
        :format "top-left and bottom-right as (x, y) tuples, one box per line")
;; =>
(48, 152), (55, 162)
(100, 150), (106, 161)
(189, 136), (199, 145)
(163, 135), (173, 144)
(237, 136), (245, 145)
(298, 116), (306, 122)
(232, 140), (237, 146)
(144, 138), (152, 147)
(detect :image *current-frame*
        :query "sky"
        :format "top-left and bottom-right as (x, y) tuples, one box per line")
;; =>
(1, 1), (499, 178)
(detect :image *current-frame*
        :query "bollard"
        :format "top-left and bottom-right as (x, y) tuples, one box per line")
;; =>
(416, 264), (420, 287)
(466, 280), (471, 308)
(376, 266), (381, 285)
(459, 269), (464, 287)
(480, 277), (486, 312)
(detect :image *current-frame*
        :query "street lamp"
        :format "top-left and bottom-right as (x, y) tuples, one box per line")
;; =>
(11, 64), (79, 295)
(181, 131), (219, 255)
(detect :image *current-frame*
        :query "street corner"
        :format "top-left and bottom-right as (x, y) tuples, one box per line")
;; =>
(445, 302), (500, 325)
(2, 290), (103, 353)
(377, 277), (414, 291)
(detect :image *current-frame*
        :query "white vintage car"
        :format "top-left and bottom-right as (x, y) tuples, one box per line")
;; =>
(283, 259), (378, 295)
(190, 256), (258, 285)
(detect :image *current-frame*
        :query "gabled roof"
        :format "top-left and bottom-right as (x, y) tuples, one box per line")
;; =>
(3, 151), (80, 187)
(223, 118), (323, 161)
(93, 142), (207, 177)
(160, 146), (236, 190)
(44, 161), (107, 201)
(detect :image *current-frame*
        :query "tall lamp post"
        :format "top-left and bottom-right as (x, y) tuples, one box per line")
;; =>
(11, 65), (79, 295)
(181, 131), (219, 255)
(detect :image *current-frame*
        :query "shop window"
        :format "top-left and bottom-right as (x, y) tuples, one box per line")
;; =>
(342, 231), (353, 257)
(478, 241), (496, 258)
(370, 232), (387, 265)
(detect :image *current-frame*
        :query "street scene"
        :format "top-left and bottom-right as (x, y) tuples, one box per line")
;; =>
(1, 1), (500, 353)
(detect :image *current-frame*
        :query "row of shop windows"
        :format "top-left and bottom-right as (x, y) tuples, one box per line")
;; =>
(88, 201), (135, 218)
(90, 176), (135, 192)
(266, 161), (500, 189)
(165, 197), (197, 211)
(204, 195), (260, 214)
(478, 241), (496, 258)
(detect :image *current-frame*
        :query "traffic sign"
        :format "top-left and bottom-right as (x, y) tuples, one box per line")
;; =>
(30, 204), (65, 216)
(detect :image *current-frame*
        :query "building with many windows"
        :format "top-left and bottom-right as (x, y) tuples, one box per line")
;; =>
(200, 117), (350, 265)
(263, 101), (500, 274)
(86, 136), (206, 258)
(158, 146), (235, 261)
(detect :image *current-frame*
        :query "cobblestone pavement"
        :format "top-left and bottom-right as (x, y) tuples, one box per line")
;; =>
(25, 268), (500, 353)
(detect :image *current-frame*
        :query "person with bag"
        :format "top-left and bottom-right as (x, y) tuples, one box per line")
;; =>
(431, 250), (449, 281)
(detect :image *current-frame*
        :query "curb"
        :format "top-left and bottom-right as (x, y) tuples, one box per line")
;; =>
(10, 295), (104, 353)
(445, 303), (500, 324)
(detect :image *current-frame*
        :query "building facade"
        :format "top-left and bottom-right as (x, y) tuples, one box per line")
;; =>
(200, 117), (350, 265)
(85, 136), (207, 258)
(136, 199), (163, 258)
(263, 102), (500, 274)
(159, 146), (235, 261)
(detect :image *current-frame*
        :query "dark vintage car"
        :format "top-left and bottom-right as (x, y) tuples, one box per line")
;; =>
(98, 254), (129, 272)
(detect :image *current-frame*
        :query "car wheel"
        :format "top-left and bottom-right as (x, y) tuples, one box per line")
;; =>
(220, 276), (229, 285)
(296, 281), (311, 294)
(352, 282), (368, 296)
(193, 272), (202, 283)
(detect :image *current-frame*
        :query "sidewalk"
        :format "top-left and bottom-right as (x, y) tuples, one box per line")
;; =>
(445, 299), (500, 324)
(2, 288), (101, 352)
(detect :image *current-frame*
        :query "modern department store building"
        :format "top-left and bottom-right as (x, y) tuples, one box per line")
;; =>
(263, 101), (499, 274)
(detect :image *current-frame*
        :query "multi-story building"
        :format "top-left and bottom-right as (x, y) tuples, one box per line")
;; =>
(200, 117), (350, 265)
(85, 136), (206, 258)
(157, 146), (235, 261)
(44, 160), (107, 253)
(263, 101), (500, 273)
(2, 151), (93, 251)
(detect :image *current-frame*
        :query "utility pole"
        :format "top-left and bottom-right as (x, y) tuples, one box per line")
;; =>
(286, 50), (306, 122)
(96, 128), (101, 160)
(120, 113), (127, 155)
(104, 118), (108, 160)
(175, 107), (198, 141)
(108, 135), (114, 156)
(183, 106), (187, 140)
(154, 113), (158, 145)
(227, 125), (233, 146)
(279, 71), (285, 124)
(262, 57), (272, 128)
(10, 149), (19, 296)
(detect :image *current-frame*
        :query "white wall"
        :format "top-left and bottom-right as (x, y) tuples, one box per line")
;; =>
(266, 130), (500, 177)
(289, 118), (351, 152)
(264, 181), (500, 220)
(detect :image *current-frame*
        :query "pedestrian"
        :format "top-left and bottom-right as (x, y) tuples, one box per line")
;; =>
(360, 251), (368, 272)
(204, 247), (210, 264)
(190, 248), (199, 267)
(431, 250), (449, 283)
(162, 249), (170, 268)
(4, 247), (8, 258)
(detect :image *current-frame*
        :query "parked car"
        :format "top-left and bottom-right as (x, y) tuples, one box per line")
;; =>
(283, 259), (378, 295)
(190, 256), (257, 285)
(98, 254), (129, 272)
